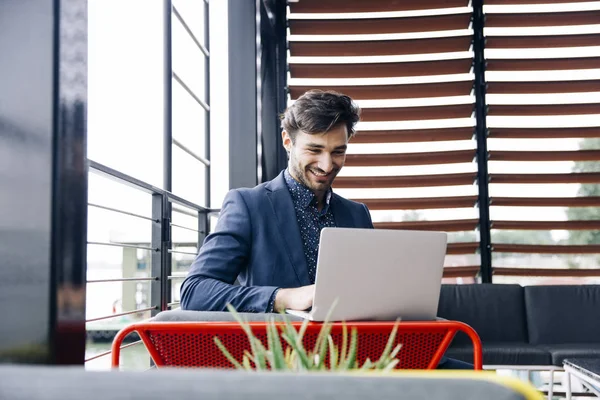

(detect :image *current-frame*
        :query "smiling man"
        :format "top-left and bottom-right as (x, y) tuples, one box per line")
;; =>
(180, 90), (372, 313)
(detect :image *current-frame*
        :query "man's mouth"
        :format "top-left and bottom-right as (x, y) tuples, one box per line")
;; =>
(309, 169), (328, 177)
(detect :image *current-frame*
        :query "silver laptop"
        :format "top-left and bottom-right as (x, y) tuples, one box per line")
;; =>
(286, 228), (447, 322)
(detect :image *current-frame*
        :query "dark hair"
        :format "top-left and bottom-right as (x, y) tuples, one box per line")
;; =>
(280, 90), (361, 142)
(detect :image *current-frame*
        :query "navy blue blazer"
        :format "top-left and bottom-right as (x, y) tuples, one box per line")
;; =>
(180, 170), (374, 312)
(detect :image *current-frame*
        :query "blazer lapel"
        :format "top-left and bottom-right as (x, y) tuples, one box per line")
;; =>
(266, 173), (311, 286)
(331, 193), (354, 228)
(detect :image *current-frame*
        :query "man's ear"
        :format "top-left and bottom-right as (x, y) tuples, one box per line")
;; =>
(281, 130), (292, 154)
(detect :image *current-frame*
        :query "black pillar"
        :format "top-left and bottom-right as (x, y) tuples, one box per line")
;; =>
(258, 0), (289, 182)
(0, 0), (88, 364)
(472, 0), (493, 283)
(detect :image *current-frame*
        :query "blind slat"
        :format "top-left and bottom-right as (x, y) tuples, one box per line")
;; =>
(289, 0), (469, 14)
(493, 244), (600, 254)
(447, 242), (479, 255)
(492, 196), (600, 207)
(489, 127), (600, 139)
(375, 219), (479, 231)
(290, 36), (472, 57)
(486, 0), (600, 4)
(289, 14), (471, 35)
(490, 173), (600, 184)
(489, 150), (600, 162)
(443, 266), (480, 278)
(345, 150), (475, 167)
(334, 173), (477, 188)
(354, 196), (479, 210)
(486, 34), (600, 49)
(492, 220), (600, 230)
(486, 11), (600, 28)
(487, 80), (600, 95)
(493, 267), (600, 277)
(352, 127), (474, 143)
(362, 104), (474, 121)
(488, 103), (600, 117)
(289, 59), (473, 79)
(290, 81), (474, 100)
(487, 57), (600, 72)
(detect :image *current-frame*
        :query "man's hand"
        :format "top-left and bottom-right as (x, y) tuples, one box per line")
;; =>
(274, 285), (315, 313)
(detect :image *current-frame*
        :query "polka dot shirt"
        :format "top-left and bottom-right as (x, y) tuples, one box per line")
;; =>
(284, 169), (336, 284)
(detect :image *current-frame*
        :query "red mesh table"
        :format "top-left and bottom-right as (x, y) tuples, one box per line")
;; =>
(111, 320), (482, 370)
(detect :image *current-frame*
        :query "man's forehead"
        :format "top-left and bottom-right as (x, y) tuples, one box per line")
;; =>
(296, 125), (349, 144)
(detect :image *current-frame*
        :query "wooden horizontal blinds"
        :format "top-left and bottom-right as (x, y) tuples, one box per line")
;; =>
(289, 2), (477, 273)
(286, 0), (600, 280)
(485, 0), (600, 278)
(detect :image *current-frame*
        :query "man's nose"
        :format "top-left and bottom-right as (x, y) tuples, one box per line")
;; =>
(318, 154), (333, 173)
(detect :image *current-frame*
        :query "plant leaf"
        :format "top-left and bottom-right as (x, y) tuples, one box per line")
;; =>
(242, 354), (253, 371)
(281, 333), (311, 370)
(382, 358), (400, 372)
(268, 318), (286, 370)
(375, 319), (401, 369)
(340, 322), (348, 366)
(214, 337), (243, 369)
(315, 322), (333, 370)
(342, 327), (358, 370)
(360, 358), (373, 371)
(389, 343), (403, 361)
(328, 335), (338, 370)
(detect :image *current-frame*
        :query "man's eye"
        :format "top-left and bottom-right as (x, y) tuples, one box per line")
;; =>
(333, 151), (346, 155)
(308, 149), (320, 154)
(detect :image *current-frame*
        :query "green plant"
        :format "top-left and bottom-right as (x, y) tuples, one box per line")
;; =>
(214, 304), (402, 372)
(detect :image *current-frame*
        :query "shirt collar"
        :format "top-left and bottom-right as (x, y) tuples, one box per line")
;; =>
(284, 169), (332, 211)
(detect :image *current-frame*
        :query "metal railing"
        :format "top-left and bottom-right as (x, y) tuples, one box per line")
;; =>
(85, 159), (215, 365)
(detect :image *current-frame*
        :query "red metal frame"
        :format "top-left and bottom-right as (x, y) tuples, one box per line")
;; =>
(111, 320), (482, 370)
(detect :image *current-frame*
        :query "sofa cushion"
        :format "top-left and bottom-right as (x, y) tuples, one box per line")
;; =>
(153, 309), (303, 322)
(0, 365), (533, 400)
(445, 343), (551, 366)
(538, 343), (600, 366)
(438, 284), (528, 346)
(524, 285), (600, 345)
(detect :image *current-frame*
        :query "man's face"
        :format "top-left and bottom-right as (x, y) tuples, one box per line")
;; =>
(282, 124), (349, 195)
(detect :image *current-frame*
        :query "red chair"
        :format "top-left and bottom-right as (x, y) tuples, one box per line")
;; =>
(112, 320), (482, 370)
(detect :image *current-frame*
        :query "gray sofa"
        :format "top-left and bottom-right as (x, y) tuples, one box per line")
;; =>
(438, 284), (600, 366)
(0, 365), (537, 400)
